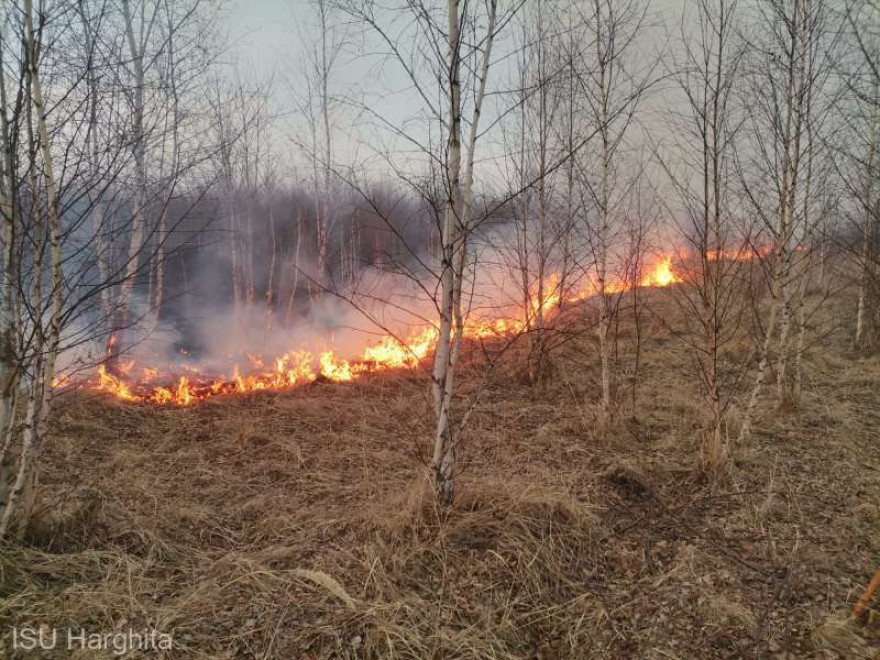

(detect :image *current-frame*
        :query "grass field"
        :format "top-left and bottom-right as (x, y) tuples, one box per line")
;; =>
(1, 291), (879, 659)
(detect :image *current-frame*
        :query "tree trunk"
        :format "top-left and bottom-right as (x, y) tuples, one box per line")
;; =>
(0, 16), (18, 465)
(597, 93), (612, 423)
(113, 0), (150, 367)
(856, 104), (878, 348)
(0, 0), (62, 539)
(431, 0), (496, 504)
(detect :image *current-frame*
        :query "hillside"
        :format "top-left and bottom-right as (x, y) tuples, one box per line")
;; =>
(1, 292), (879, 659)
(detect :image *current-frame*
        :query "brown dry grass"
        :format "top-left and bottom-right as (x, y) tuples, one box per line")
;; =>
(1, 290), (880, 658)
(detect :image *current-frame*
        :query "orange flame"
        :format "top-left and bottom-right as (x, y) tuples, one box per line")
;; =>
(319, 351), (357, 381)
(76, 250), (735, 406)
(176, 377), (192, 405)
(641, 257), (682, 288)
(96, 364), (139, 402)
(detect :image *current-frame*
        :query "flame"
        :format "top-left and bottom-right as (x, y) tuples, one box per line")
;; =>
(52, 372), (72, 388)
(363, 326), (439, 368)
(150, 387), (173, 404)
(96, 364), (139, 402)
(319, 351), (358, 381)
(527, 272), (562, 321)
(464, 317), (525, 340)
(176, 377), (192, 405)
(641, 257), (682, 288)
(75, 249), (763, 406)
(706, 245), (772, 262)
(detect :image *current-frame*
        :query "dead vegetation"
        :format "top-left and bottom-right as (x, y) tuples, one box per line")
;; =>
(1, 294), (879, 659)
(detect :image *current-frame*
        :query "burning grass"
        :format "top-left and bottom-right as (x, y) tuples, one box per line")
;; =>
(69, 254), (687, 407)
(2, 293), (880, 658)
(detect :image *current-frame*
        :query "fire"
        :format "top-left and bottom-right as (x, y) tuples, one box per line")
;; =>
(176, 377), (192, 405)
(319, 351), (359, 382)
(464, 317), (525, 340)
(527, 272), (563, 321)
(150, 387), (173, 404)
(363, 327), (439, 368)
(641, 257), (682, 288)
(52, 372), (72, 388)
(80, 250), (749, 406)
(96, 364), (139, 402)
(706, 245), (771, 262)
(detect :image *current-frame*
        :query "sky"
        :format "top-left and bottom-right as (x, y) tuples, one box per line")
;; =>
(227, 0), (688, 69)
(223, 0), (691, 183)
(227, 0), (297, 78)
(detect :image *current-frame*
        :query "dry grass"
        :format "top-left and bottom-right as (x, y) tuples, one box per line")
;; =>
(1, 291), (880, 658)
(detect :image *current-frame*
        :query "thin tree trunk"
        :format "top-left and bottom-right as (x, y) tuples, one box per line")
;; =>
(266, 205), (277, 318)
(740, 0), (807, 436)
(286, 212), (302, 324)
(856, 104), (878, 348)
(793, 254), (812, 400)
(75, 0), (112, 324)
(245, 207), (255, 307)
(432, 0), (465, 506)
(0, 16), (18, 458)
(153, 0), (181, 321)
(432, 0), (496, 504)
(793, 92), (816, 400)
(0, 0), (62, 538)
(533, 0), (549, 383)
(113, 0), (151, 367)
(596, 8), (612, 427)
(776, 0), (809, 405)
(153, 207), (166, 317)
(231, 204), (242, 316)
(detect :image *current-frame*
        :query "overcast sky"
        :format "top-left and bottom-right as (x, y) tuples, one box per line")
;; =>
(223, 0), (694, 183)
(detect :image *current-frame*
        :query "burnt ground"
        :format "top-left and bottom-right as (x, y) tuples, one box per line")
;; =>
(1, 291), (879, 658)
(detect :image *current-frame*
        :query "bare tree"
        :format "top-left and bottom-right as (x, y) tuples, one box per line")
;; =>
(0, 0), (223, 540)
(737, 0), (838, 439)
(846, 1), (880, 349)
(572, 0), (652, 428)
(331, 0), (514, 503)
(290, 0), (346, 297)
(1, 0), (65, 538)
(503, 0), (568, 384)
(658, 0), (747, 478)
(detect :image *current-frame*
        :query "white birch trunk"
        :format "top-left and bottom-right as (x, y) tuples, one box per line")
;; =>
(0, 19), (18, 463)
(776, 0), (810, 404)
(855, 104), (878, 348)
(739, 0), (806, 437)
(114, 0), (156, 365)
(596, 1), (612, 426)
(431, 0), (496, 504)
(0, 0), (62, 539)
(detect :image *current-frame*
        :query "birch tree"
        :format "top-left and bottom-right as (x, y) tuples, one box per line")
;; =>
(334, 0), (511, 503)
(573, 0), (652, 428)
(659, 0), (746, 478)
(290, 0), (345, 298)
(107, 0), (154, 366)
(505, 0), (567, 384)
(738, 0), (837, 439)
(0, 0), (64, 539)
(0, 9), (21, 468)
(0, 0), (222, 539)
(847, 1), (880, 349)
(430, 0), (499, 503)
